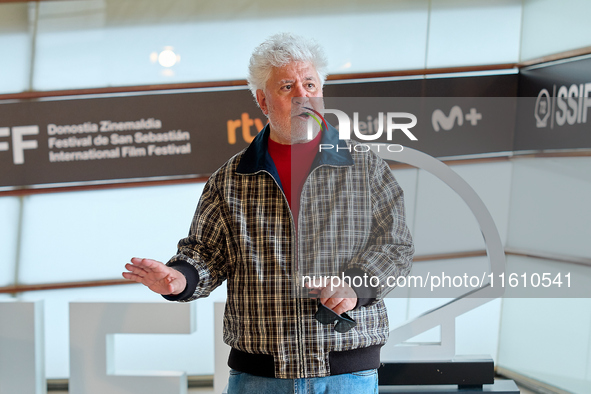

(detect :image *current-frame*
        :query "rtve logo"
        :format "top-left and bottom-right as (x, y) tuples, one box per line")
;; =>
(227, 113), (265, 144)
(0, 125), (39, 165)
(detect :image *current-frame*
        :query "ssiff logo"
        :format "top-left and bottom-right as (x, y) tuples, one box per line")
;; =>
(535, 82), (591, 128)
(304, 107), (417, 152)
(0, 125), (39, 165)
(535, 89), (551, 128)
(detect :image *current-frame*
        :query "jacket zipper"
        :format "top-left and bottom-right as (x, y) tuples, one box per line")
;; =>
(257, 161), (351, 377)
(297, 163), (345, 376)
(257, 169), (303, 376)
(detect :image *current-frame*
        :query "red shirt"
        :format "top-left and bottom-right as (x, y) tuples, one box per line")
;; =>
(268, 132), (321, 226)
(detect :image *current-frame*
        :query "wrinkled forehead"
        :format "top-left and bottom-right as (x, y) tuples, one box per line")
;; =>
(268, 61), (320, 84)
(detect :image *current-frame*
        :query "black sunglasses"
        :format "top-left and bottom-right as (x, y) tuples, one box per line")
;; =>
(314, 302), (357, 333)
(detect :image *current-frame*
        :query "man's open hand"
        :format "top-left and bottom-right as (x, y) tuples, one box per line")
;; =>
(122, 258), (186, 296)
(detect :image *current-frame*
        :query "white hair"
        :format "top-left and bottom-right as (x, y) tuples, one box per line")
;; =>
(247, 32), (328, 101)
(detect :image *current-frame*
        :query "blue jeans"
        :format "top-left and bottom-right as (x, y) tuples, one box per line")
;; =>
(227, 368), (378, 394)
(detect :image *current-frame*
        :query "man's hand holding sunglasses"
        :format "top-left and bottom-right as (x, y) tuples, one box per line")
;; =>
(306, 281), (358, 333)
(306, 281), (357, 315)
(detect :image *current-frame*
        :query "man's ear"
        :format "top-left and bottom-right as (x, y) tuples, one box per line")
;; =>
(256, 89), (268, 116)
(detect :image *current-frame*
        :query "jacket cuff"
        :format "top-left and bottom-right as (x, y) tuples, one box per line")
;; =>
(344, 267), (377, 309)
(162, 260), (199, 302)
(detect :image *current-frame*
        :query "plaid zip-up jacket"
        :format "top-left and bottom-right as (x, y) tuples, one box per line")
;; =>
(166, 124), (414, 379)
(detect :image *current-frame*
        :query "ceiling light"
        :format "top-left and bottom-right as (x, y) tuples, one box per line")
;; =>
(150, 46), (181, 68)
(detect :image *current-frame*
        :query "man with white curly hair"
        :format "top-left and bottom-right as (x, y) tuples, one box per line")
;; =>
(248, 32), (327, 145)
(123, 32), (413, 393)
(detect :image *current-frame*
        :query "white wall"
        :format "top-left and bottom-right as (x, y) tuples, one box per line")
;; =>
(5, 0), (591, 94)
(18, 183), (203, 284)
(521, 0), (591, 61)
(14, 182), (207, 378)
(386, 161), (512, 362)
(427, 0), (522, 68)
(30, 0), (432, 91)
(0, 0), (530, 94)
(0, 2), (30, 93)
(0, 197), (19, 287)
(497, 157), (591, 394)
(506, 157), (591, 259)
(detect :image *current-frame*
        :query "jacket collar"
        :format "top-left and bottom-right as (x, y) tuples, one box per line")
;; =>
(236, 123), (354, 176)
